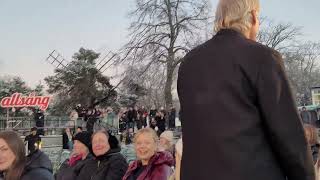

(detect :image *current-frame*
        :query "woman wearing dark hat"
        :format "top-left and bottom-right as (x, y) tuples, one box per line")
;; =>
(78, 129), (128, 180)
(55, 131), (93, 180)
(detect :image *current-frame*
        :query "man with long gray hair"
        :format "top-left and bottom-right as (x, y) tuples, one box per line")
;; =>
(177, 0), (315, 179)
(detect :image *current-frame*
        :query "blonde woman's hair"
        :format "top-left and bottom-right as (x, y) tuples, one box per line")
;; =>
(214, 0), (260, 34)
(133, 128), (159, 144)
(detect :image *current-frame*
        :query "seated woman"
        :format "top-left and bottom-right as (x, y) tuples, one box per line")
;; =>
(158, 131), (174, 155)
(78, 129), (128, 180)
(55, 131), (93, 180)
(0, 131), (54, 180)
(122, 128), (174, 180)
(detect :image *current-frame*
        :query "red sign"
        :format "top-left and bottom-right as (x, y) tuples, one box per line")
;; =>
(0, 93), (51, 111)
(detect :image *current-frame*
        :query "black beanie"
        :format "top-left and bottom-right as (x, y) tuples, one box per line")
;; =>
(73, 131), (92, 150)
(108, 131), (120, 149)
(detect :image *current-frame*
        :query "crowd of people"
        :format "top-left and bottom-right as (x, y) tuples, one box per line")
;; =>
(0, 126), (183, 180)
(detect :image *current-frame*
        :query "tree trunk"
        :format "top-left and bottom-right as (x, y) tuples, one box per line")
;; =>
(164, 64), (174, 110)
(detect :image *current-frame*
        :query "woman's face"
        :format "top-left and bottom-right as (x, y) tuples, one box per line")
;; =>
(0, 138), (16, 171)
(135, 133), (157, 162)
(159, 137), (169, 148)
(92, 132), (110, 156)
(73, 140), (88, 156)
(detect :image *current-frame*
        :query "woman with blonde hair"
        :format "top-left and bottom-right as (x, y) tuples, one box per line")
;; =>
(122, 128), (174, 180)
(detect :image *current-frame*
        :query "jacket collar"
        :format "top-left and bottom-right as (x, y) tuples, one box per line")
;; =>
(216, 29), (246, 39)
(95, 147), (121, 161)
(124, 151), (174, 179)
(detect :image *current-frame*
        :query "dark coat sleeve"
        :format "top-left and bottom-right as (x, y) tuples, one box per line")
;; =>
(21, 168), (54, 180)
(256, 50), (315, 180)
(104, 155), (128, 180)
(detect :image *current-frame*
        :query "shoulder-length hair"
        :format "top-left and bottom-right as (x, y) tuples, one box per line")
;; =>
(214, 0), (260, 34)
(304, 125), (319, 145)
(0, 131), (26, 180)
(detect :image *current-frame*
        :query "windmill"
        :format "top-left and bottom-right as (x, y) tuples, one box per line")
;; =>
(45, 49), (120, 108)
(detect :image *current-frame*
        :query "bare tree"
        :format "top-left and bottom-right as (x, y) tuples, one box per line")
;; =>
(119, 0), (212, 109)
(283, 42), (320, 105)
(258, 19), (320, 105)
(258, 18), (302, 51)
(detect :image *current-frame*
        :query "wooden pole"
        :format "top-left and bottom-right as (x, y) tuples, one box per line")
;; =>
(6, 108), (9, 129)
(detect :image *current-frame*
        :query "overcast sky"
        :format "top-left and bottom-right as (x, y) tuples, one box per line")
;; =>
(0, 0), (319, 87)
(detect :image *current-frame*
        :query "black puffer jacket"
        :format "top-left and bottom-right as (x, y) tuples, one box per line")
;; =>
(55, 153), (94, 180)
(21, 150), (54, 180)
(78, 147), (128, 180)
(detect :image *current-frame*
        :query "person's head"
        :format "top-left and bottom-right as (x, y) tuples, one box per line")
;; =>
(129, 107), (133, 111)
(65, 128), (71, 134)
(73, 131), (91, 158)
(76, 126), (83, 133)
(134, 128), (158, 165)
(0, 131), (26, 180)
(92, 130), (110, 156)
(159, 131), (174, 151)
(31, 127), (37, 136)
(214, 0), (260, 41)
(304, 125), (318, 145)
(302, 106), (307, 111)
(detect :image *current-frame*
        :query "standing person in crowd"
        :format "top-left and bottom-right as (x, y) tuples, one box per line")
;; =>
(156, 112), (166, 135)
(139, 106), (148, 128)
(122, 128), (174, 180)
(34, 109), (45, 135)
(135, 113), (143, 130)
(149, 106), (157, 119)
(55, 131), (93, 180)
(168, 107), (176, 130)
(0, 131), (54, 180)
(62, 128), (73, 151)
(158, 131), (174, 156)
(149, 117), (157, 130)
(177, 0), (315, 179)
(301, 106), (313, 124)
(127, 107), (136, 132)
(119, 112), (129, 141)
(79, 129), (128, 180)
(25, 127), (41, 155)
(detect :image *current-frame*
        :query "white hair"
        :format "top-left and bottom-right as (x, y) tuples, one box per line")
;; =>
(214, 0), (260, 34)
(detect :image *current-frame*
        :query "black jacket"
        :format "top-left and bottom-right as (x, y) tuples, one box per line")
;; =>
(21, 150), (54, 180)
(177, 29), (315, 180)
(55, 153), (94, 180)
(78, 147), (128, 180)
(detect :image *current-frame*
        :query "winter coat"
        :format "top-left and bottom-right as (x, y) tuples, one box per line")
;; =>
(21, 150), (54, 180)
(78, 147), (128, 180)
(301, 111), (312, 124)
(55, 153), (94, 180)
(177, 29), (315, 180)
(168, 109), (176, 128)
(122, 151), (174, 180)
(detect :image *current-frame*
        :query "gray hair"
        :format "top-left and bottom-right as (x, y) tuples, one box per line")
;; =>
(214, 0), (260, 34)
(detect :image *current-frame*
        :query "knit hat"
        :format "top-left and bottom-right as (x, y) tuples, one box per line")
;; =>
(160, 131), (174, 145)
(73, 131), (92, 150)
